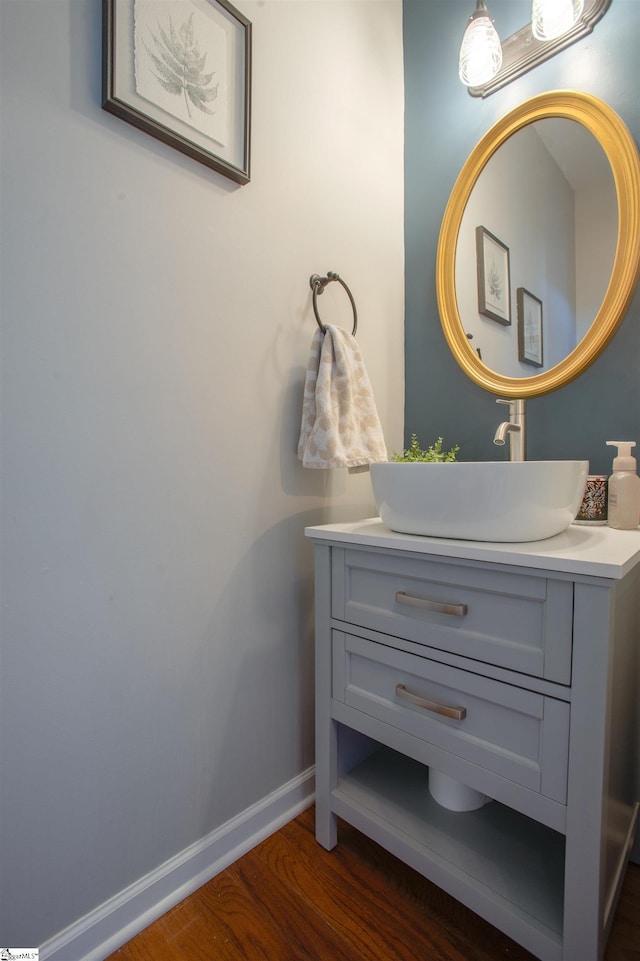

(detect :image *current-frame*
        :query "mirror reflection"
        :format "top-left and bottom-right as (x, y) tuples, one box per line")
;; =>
(455, 118), (617, 378)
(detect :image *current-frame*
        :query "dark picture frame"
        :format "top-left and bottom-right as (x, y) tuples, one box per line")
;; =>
(475, 226), (511, 325)
(102, 0), (251, 185)
(517, 287), (544, 367)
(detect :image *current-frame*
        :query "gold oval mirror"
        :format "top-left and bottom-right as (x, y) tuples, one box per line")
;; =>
(436, 91), (640, 398)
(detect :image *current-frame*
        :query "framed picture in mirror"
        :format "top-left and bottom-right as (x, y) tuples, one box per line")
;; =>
(475, 226), (511, 325)
(517, 287), (543, 367)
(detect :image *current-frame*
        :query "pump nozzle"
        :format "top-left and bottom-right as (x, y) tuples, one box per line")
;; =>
(607, 441), (637, 471)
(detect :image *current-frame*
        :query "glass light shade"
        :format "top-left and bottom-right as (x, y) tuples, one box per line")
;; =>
(531, 0), (585, 40)
(459, 13), (503, 87)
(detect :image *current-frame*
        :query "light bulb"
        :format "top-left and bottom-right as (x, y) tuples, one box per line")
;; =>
(459, 2), (503, 88)
(531, 0), (585, 41)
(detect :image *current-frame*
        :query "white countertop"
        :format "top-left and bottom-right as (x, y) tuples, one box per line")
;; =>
(305, 518), (640, 579)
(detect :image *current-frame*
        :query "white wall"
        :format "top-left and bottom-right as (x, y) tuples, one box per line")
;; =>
(575, 170), (617, 340)
(0, 0), (404, 950)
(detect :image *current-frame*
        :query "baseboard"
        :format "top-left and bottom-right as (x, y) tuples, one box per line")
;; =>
(40, 767), (315, 961)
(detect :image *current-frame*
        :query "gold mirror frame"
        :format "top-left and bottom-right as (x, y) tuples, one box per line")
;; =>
(436, 91), (640, 398)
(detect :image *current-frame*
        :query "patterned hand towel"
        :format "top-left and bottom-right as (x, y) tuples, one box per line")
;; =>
(298, 325), (388, 470)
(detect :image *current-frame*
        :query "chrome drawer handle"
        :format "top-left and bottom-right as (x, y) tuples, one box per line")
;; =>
(395, 591), (468, 618)
(395, 683), (467, 721)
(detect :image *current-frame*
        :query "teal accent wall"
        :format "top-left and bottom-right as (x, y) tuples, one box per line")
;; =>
(404, 0), (640, 472)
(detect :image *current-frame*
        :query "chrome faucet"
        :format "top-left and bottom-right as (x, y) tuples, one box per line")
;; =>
(493, 398), (526, 461)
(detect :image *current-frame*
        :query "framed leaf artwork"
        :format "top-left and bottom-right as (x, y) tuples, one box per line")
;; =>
(475, 226), (511, 325)
(517, 287), (544, 367)
(103, 0), (251, 184)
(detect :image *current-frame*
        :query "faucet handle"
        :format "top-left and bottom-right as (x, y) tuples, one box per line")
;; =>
(496, 398), (520, 417)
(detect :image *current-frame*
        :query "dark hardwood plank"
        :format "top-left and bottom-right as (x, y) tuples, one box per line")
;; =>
(243, 816), (467, 961)
(227, 846), (362, 961)
(286, 808), (536, 961)
(159, 867), (307, 961)
(106, 806), (640, 961)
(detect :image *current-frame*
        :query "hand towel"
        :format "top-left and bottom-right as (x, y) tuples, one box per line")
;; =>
(298, 325), (388, 470)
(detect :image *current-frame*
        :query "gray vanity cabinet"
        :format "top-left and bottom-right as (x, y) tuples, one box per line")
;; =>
(306, 521), (640, 961)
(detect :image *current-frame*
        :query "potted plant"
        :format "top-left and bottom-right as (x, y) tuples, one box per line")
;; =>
(391, 434), (460, 463)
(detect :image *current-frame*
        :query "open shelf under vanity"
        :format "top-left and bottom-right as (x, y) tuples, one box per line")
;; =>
(333, 744), (565, 959)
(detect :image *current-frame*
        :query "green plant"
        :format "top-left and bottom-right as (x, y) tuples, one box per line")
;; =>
(391, 434), (460, 463)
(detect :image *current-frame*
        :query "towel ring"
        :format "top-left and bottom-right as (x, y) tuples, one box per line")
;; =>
(309, 272), (358, 336)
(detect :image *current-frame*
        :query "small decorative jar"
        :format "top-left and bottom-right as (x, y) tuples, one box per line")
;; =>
(574, 475), (608, 525)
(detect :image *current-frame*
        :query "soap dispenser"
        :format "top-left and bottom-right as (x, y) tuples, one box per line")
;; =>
(606, 441), (640, 530)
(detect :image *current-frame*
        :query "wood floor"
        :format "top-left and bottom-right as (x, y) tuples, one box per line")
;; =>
(107, 806), (640, 961)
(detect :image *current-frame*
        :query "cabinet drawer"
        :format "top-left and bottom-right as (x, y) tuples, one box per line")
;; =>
(332, 548), (573, 683)
(332, 631), (570, 803)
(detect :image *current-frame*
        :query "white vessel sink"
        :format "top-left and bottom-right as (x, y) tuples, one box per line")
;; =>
(370, 460), (588, 543)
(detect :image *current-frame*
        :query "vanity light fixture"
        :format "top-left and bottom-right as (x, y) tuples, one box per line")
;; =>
(463, 0), (611, 98)
(458, 0), (502, 88)
(531, 0), (585, 41)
